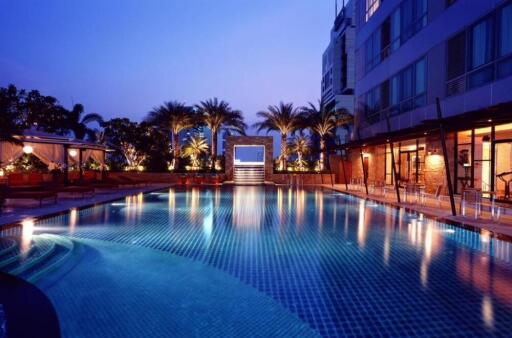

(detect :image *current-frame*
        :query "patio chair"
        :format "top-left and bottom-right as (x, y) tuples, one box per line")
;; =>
(404, 183), (420, 204)
(460, 188), (482, 219)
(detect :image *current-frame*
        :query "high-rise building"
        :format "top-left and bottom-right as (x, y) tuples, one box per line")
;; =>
(322, 0), (356, 116)
(345, 0), (512, 202)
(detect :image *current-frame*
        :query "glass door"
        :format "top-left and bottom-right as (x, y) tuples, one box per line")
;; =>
(495, 141), (512, 200)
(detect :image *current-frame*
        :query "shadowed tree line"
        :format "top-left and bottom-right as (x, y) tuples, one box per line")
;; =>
(1, 84), (353, 173)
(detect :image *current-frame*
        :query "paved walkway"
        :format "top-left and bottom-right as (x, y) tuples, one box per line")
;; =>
(0, 184), (170, 227)
(322, 184), (512, 238)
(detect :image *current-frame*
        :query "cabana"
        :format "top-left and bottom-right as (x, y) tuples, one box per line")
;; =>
(0, 129), (108, 185)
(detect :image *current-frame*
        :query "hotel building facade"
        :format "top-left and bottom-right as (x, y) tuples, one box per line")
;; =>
(343, 0), (512, 202)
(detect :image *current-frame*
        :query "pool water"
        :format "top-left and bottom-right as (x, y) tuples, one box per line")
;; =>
(5, 186), (512, 337)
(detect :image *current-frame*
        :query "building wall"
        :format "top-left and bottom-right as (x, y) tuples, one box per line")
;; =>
(354, 0), (512, 139)
(322, 0), (356, 114)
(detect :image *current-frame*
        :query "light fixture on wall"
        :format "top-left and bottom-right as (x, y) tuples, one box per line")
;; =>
(427, 148), (438, 156)
(69, 149), (78, 157)
(22, 145), (33, 154)
(482, 135), (491, 144)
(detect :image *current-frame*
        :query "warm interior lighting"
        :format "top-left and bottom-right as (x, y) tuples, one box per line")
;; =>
(23, 145), (33, 154)
(0, 168), (4, 177)
(69, 149), (78, 157)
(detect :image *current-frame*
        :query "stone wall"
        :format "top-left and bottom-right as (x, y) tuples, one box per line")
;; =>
(224, 136), (274, 181)
(423, 133), (456, 194)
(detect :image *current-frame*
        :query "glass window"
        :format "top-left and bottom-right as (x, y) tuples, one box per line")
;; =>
(470, 18), (494, 69)
(390, 9), (401, 51)
(499, 4), (512, 57)
(414, 0), (428, 32)
(401, 66), (413, 100)
(414, 58), (426, 94)
(474, 127), (492, 191)
(390, 75), (400, 106)
(401, 0), (414, 41)
(456, 130), (472, 192)
(447, 32), (466, 80)
(366, 0), (380, 22)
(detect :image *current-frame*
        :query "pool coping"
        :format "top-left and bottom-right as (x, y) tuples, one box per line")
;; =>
(321, 184), (512, 243)
(0, 184), (171, 231)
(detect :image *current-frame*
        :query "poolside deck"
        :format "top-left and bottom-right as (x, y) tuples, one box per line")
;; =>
(323, 184), (512, 238)
(0, 184), (171, 227)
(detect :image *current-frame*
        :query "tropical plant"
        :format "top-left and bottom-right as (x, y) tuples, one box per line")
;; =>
(0, 85), (24, 144)
(146, 101), (196, 170)
(67, 103), (104, 141)
(24, 89), (69, 135)
(102, 118), (170, 171)
(196, 98), (246, 171)
(182, 136), (209, 169)
(253, 102), (300, 171)
(300, 100), (337, 171)
(289, 134), (310, 171)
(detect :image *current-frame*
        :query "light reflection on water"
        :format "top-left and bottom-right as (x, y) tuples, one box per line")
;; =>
(28, 186), (512, 336)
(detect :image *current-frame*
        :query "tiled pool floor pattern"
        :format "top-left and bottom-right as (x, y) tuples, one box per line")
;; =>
(35, 187), (512, 337)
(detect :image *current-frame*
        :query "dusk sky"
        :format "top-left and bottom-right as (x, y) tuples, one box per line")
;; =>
(1, 0), (334, 130)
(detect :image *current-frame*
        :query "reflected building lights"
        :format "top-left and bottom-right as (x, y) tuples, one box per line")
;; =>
(315, 190), (324, 230)
(482, 295), (495, 329)
(295, 188), (305, 229)
(232, 186), (264, 229)
(189, 188), (200, 224)
(69, 208), (78, 234)
(357, 200), (367, 248)
(21, 219), (35, 253)
(277, 187), (284, 224)
(203, 199), (213, 245)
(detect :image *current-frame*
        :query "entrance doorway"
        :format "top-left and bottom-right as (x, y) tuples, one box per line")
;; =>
(233, 145), (265, 184)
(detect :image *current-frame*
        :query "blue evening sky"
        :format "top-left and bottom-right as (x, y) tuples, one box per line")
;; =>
(0, 0), (334, 129)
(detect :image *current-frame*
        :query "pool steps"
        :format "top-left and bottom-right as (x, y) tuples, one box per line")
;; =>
(0, 235), (78, 283)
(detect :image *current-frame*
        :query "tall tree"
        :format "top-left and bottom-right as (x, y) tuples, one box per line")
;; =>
(253, 102), (300, 171)
(0, 85), (24, 144)
(67, 104), (104, 141)
(24, 90), (69, 134)
(146, 101), (195, 169)
(300, 100), (337, 171)
(196, 98), (246, 171)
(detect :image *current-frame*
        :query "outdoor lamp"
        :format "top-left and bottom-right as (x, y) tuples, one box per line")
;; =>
(22, 145), (33, 154)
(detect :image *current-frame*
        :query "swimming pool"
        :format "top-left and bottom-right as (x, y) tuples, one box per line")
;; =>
(2, 186), (512, 337)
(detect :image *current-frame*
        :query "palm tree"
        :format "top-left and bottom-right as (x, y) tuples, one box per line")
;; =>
(300, 100), (337, 171)
(146, 101), (196, 170)
(67, 103), (104, 141)
(196, 98), (246, 171)
(182, 136), (209, 169)
(289, 133), (310, 171)
(253, 102), (300, 171)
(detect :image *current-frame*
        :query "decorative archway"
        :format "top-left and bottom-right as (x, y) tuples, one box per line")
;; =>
(224, 136), (273, 183)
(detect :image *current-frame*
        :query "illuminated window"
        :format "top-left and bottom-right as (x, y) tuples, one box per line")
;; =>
(366, 0), (380, 22)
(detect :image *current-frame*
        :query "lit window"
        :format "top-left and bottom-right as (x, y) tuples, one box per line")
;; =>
(366, 0), (380, 22)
